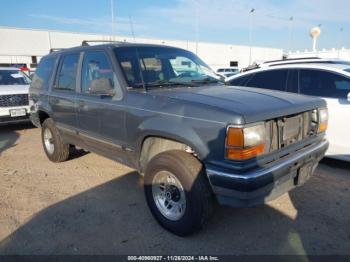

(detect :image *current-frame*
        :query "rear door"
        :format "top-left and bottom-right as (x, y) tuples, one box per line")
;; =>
(299, 69), (350, 159)
(49, 52), (80, 131)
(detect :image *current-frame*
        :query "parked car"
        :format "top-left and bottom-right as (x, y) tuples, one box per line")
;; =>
(227, 59), (350, 161)
(0, 67), (31, 124)
(29, 42), (328, 236)
(216, 67), (239, 79)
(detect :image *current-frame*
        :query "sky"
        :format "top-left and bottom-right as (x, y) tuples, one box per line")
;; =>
(0, 0), (349, 51)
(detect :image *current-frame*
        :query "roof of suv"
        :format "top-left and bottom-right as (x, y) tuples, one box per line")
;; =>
(44, 42), (181, 58)
(227, 62), (350, 81)
(262, 58), (350, 67)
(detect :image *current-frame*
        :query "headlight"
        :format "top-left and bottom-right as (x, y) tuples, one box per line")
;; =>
(225, 123), (267, 160)
(318, 108), (328, 133)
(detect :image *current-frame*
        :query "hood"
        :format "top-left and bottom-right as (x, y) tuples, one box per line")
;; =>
(148, 85), (326, 124)
(0, 85), (30, 95)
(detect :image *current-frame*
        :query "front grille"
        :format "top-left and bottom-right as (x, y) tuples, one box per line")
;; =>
(0, 94), (28, 107)
(267, 110), (318, 152)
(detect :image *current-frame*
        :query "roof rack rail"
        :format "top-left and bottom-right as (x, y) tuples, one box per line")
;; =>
(81, 40), (123, 46)
(49, 48), (65, 53)
(241, 63), (260, 72)
(263, 57), (321, 64)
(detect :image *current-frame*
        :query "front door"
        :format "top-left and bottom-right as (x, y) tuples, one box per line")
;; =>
(76, 49), (128, 163)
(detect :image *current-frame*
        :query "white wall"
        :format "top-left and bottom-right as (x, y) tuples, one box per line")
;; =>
(288, 47), (350, 60)
(0, 27), (283, 69)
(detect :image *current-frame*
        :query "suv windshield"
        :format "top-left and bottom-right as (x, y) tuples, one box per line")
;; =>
(114, 46), (223, 89)
(0, 70), (31, 85)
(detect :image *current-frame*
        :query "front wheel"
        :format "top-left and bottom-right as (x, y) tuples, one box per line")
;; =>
(144, 150), (213, 236)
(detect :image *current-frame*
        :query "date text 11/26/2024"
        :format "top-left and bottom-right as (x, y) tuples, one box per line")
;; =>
(127, 256), (219, 261)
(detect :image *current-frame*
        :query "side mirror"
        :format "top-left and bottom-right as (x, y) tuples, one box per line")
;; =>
(89, 78), (115, 96)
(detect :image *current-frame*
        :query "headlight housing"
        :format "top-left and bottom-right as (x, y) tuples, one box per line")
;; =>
(225, 123), (267, 160)
(318, 108), (328, 133)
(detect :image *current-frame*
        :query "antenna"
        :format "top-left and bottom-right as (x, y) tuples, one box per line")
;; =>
(126, 15), (146, 91)
(128, 14), (136, 43)
(111, 0), (115, 41)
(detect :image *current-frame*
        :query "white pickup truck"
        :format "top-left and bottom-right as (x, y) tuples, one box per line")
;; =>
(0, 67), (31, 124)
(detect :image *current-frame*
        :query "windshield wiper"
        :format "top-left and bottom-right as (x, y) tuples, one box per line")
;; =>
(146, 80), (198, 87)
(190, 77), (224, 84)
(130, 79), (216, 89)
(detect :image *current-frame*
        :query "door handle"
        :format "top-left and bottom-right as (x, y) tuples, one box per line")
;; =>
(78, 100), (85, 108)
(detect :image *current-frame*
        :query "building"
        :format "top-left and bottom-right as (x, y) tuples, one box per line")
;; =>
(288, 47), (350, 60)
(0, 26), (283, 70)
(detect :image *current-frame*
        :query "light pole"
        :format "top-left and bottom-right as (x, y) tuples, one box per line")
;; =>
(111, 0), (115, 40)
(340, 27), (344, 48)
(288, 16), (294, 51)
(194, 0), (199, 55)
(249, 8), (255, 65)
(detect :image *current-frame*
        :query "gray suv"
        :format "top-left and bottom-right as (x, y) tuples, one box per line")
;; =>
(29, 42), (328, 236)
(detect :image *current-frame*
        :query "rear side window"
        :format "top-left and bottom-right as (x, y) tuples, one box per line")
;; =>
(246, 69), (288, 91)
(55, 53), (80, 91)
(299, 69), (350, 99)
(31, 57), (55, 90)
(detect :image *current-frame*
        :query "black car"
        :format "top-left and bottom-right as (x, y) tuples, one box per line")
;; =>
(29, 42), (328, 236)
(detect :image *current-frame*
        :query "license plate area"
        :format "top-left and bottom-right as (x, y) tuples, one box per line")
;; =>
(10, 108), (26, 117)
(295, 162), (314, 185)
(278, 115), (303, 148)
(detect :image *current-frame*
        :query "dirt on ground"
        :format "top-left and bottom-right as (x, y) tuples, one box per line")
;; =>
(0, 123), (349, 255)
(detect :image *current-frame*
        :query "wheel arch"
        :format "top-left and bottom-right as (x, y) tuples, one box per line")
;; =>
(38, 110), (51, 125)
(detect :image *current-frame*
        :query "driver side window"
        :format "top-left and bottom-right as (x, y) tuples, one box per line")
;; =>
(81, 51), (116, 95)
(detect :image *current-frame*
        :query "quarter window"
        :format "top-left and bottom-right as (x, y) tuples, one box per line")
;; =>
(56, 53), (80, 91)
(31, 57), (55, 90)
(81, 51), (116, 94)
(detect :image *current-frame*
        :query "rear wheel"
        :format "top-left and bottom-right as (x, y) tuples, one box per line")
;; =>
(41, 118), (70, 162)
(144, 150), (213, 236)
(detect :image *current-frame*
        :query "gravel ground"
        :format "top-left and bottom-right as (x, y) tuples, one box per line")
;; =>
(0, 123), (349, 255)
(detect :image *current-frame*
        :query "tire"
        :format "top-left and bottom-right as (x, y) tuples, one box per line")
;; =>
(144, 150), (213, 236)
(41, 118), (70, 162)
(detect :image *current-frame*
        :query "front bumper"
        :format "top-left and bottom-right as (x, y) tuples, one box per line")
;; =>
(206, 140), (329, 207)
(0, 106), (31, 124)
